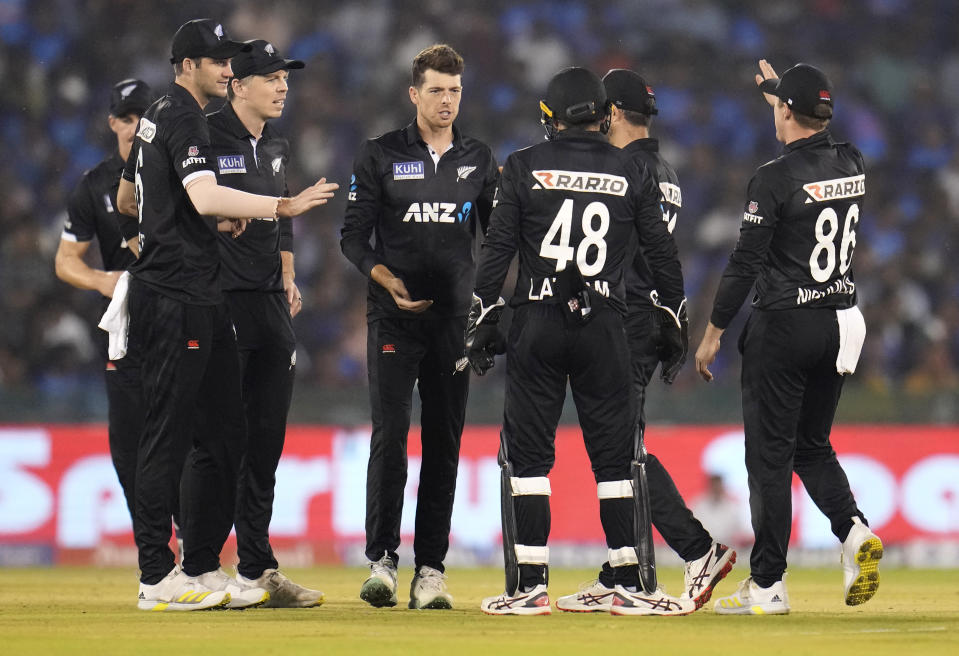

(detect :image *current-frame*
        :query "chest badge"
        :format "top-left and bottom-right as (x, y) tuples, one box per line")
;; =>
(218, 154), (246, 174)
(393, 161), (424, 180)
(456, 165), (477, 181)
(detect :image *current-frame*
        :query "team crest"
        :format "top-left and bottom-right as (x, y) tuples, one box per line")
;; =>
(137, 118), (157, 143)
(272, 157), (282, 174)
(214, 24), (224, 39)
(457, 165), (477, 181)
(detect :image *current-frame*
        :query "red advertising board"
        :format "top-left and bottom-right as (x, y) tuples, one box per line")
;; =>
(1, 425), (957, 565)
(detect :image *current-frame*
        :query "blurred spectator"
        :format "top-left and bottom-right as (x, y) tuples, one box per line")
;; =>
(690, 474), (751, 549)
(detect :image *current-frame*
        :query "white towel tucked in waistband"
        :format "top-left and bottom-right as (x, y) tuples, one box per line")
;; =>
(97, 271), (131, 360)
(835, 305), (866, 375)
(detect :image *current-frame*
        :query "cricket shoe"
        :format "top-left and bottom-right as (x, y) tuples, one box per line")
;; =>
(481, 584), (551, 615)
(609, 585), (696, 616)
(683, 542), (737, 608)
(714, 577), (789, 615)
(556, 579), (616, 612)
(137, 566), (230, 611)
(238, 569), (324, 608)
(842, 516), (883, 606)
(360, 553), (398, 608)
(409, 565), (453, 609)
(194, 568), (270, 609)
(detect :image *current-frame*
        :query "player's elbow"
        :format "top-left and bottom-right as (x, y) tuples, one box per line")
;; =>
(53, 250), (73, 282)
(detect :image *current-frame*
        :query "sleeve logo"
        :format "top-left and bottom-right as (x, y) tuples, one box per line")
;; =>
(393, 161), (424, 180)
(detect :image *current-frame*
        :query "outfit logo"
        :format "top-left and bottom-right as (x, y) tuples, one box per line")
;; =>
(136, 118), (157, 143)
(393, 161), (424, 180)
(214, 24), (224, 39)
(271, 157), (282, 174)
(187, 339), (200, 350)
(802, 174), (865, 204)
(119, 83), (137, 99)
(819, 89), (831, 102)
(348, 174), (357, 202)
(188, 146), (199, 157)
(531, 170), (628, 196)
(748, 201), (759, 213)
(402, 202), (471, 223)
(382, 343), (396, 354)
(457, 165), (477, 181)
(218, 154), (246, 174)
(264, 42), (275, 55)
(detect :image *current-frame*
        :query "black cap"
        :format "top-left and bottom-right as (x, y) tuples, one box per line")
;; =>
(109, 78), (152, 117)
(230, 40), (305, 79)
(758, 63), (833, 118)
(603, 69), (658, 116)
(169, 18), (250, 64)
(541, 67), (608, 125)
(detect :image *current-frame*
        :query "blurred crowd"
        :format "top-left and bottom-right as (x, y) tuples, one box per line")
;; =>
(1, 0), (957, 421)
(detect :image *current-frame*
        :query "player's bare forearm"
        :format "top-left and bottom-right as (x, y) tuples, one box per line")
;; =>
(54, 240), (122, 297)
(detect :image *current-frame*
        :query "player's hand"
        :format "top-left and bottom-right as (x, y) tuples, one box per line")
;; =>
(278, 178), (339, 217)
(464, 294), (506, 375)
(756, 59), (779, 107)
(657, 300), (688, 384)
(695, 322), (725, 382)
(385, 277), (432, 313)
(99, 270), (124, 298)
(284, 276), (302, 317)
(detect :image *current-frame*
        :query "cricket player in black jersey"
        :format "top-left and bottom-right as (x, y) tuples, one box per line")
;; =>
(554, 69), (736, 613)
(115, 18), (335, 612)
(207, 39), (323, 607)
(340, 44), (498, 610)
(696, 60), (882, 615)
(54, 78), (152, 523)
(468, 67), (692, 616)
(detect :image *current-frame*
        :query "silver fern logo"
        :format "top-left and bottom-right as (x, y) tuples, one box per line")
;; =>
(457, 165), (477, 181)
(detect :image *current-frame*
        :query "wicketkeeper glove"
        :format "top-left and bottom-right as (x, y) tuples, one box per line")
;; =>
(463, 294), (507, 376)
(655, 296), (688, 385)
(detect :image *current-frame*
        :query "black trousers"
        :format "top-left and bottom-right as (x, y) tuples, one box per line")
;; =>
(128, 279), (245, 583)
(365, 315), (469, 572)
(103, 343), (144, 524)
(626, 309), (711, 562)
(740, 308), (864, 587)
(505, 304), (637, 588)
(226, 291), (296, 580)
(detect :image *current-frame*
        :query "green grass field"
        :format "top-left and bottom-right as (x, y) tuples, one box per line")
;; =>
(1, 566), (957, 655)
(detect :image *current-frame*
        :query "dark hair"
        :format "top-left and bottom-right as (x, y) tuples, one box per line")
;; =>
(411, 44), (464, 88)
(779, 98), (831, 130)
(620, 108), (651, 128)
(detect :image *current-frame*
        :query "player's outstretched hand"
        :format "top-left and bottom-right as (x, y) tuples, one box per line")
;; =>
(756, 59), (779, 107)
(278, 177), (339, 217)
(386, 277), (433, 313)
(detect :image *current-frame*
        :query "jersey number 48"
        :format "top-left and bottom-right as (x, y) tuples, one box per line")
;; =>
(540, 199), (609, 275)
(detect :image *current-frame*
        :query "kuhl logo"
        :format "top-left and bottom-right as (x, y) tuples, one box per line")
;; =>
(218, 154), (246, 174)
(393, 161), (424, 180)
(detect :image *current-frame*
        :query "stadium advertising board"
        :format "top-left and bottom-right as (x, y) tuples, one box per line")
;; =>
(1, 425), (957, 566)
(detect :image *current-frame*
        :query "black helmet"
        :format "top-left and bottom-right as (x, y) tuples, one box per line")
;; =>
(540, 67), (609, 140)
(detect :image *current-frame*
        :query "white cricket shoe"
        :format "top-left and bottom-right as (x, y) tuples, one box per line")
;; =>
(609, 585), (696, 616)
(360, 554), (398, 608)
(714, 577), (790, 615)
(683, 542), (737, 608)
(238, 569), (324, 608)
(842, 516), (883, 606)
(556, 579), (616, 612)
(137, 566), (230, 612)
(481, 584), (551, 615)
(194, 568), (270, 609)
(408, 565), (453, 609)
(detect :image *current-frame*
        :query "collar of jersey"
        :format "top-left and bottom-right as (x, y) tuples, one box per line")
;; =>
(784, 128), (833, 153)
(623, 137), (659, 154)
(403, 120), (463, 150)
(209, 100), (275, 142)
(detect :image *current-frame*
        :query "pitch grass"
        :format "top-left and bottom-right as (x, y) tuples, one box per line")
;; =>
(1, 567), (957, 655)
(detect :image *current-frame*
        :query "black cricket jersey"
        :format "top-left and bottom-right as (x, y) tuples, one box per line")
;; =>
(710, 129), (865, 329)
(474, 129), (684, 315)
(122, 83), (222, 305)
(340, 121), (498, 320)
(622, 138), (682, 315)
(207, 101), (292, 293)
(63, 151), (137, 288)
